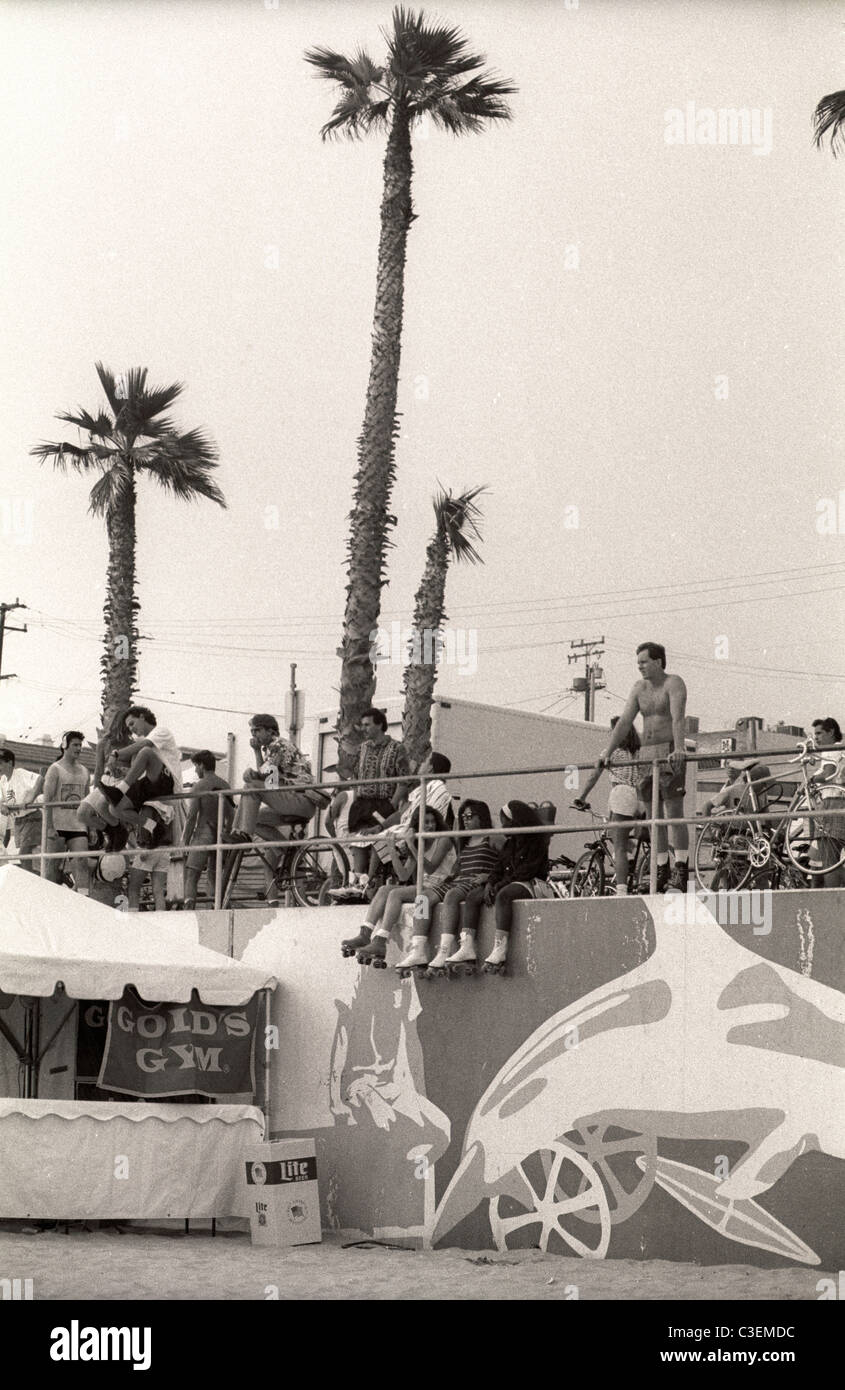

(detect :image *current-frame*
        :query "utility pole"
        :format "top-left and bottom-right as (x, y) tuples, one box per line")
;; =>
(285, 662), (304, 748)
(568, 636), (605, 722)
(0, 599), (27, 683)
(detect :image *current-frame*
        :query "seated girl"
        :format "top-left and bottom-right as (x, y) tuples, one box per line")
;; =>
(447, 800), (553, 975)
(402, 799), (500, 975)
(340, 807), (454, 966)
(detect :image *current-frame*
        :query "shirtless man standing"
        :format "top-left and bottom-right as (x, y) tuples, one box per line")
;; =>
(599, 641), (689, 892)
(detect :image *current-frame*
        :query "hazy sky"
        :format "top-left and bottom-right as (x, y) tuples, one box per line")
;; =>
(1, 0), (843, 756)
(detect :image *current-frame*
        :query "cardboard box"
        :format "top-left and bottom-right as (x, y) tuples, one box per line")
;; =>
(245, 1139), (322, 1247)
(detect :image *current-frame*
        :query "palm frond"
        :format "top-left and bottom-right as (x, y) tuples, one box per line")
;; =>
(94, 362), (123, 414)
(140, 433), (225, 507)
(57, 408), (115, 439)
(814, 90), (845, 155)
(424, 73), (515, 132)
(131, 382), (185, 420)
(386, 8), (479, 80)
(318, 91), (383, 140)
(432, 483), (488, 565)
(30, 440), (100, 473)
(304, 46), (364, 85)
(88, 462), (131, 517)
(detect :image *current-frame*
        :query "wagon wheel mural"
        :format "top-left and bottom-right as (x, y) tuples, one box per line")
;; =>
(489, 1141), (611, 1258)
(561, 1122), (658, 1225)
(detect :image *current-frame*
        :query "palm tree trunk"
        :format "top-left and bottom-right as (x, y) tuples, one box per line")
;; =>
(402, 526), (449, 766)
(101, 469), (138, 728)
(336, 102), (414, 776)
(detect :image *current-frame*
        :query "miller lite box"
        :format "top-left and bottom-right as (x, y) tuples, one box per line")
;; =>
(245, 1139), (322, 1248)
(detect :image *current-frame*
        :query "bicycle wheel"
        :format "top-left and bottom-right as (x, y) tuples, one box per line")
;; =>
(570, 850), (605, 899)
(693, 820), (753, 892)
(785, 792), (845, 878)
(290, 843), (349, 907)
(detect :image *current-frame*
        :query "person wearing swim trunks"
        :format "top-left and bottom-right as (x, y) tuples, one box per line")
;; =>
(599, 641), (689, 893)
(180, 750), (235, 907)
(42, 732), (92, 895)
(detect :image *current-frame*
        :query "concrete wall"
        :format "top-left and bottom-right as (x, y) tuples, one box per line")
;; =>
(199, 890), (845, 1269)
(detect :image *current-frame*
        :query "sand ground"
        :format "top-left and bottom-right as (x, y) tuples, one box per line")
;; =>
(0, 1227), (828, 1300)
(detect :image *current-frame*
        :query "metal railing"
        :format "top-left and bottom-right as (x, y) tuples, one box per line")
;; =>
(4, 739), (842, 907)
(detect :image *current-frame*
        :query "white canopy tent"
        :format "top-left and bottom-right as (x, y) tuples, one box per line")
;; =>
(0, 865), (277, 1103)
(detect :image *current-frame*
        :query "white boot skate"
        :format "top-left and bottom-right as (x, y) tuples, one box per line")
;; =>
(483, 930), (509, 976)
(425, 934), (456, 979)
(396, 936), (429, 979)
(445, 930), (477, 978)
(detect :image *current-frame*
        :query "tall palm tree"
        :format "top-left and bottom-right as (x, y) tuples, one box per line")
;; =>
(32, 363), (224, 727)
(306, 7), (514, 775)
(401, 484), (486, 765)
(813, 91), (845, 155)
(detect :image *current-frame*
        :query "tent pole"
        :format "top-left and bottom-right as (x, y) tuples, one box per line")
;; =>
(21, 1003), (33, 1098)
(32, 998), (41, 1098)
(260, 988), (272, 1139)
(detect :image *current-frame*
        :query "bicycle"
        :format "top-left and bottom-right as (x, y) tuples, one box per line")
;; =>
(693, 739), (841, 892)
(568, 803), (653, 898)
(221, 817), (350, 908)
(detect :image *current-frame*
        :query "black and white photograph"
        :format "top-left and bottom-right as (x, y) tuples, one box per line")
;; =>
(0, 0), (842, 1360)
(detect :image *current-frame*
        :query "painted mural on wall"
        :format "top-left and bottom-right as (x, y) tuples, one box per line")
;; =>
(328, 966), (451, 1240)
(432, 896), (844, 1265)
(235, 891), (845, 1266)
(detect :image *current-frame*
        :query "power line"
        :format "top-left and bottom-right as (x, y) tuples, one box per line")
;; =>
(28, 560), (845, 630)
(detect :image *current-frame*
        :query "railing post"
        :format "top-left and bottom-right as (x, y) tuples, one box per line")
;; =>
(648, 755), (660, 895)
(415, 775), (428, 911)
(39, 808), (47, 879)
(213, 790), (224, 911)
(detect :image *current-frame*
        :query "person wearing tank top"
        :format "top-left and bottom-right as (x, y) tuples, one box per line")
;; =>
(43, 732), (91, 895)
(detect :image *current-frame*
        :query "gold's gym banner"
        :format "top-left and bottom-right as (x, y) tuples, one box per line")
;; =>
(98, 988), (260, 1098)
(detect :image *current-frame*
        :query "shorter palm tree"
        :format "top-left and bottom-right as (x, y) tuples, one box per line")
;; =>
(813, 90), (845, 155)
(401, 485), (487, 765)
(32, 363), (224, 727)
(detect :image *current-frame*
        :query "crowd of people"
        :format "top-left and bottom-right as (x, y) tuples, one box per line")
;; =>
(0, 644), (843, 952)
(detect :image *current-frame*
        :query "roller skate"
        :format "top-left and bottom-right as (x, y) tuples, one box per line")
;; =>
(341, 925), (371, 959)
(445, 930), (477, 978)
(357, 933), (388, 969)
(482, 931), (509, 976)
(425, 934), (456, 979)
(396, 936), (429, 979)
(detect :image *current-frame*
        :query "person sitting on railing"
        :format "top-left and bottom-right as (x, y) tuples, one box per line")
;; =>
(180, 751), (236, 909)
(412, 800), (501, 972)
(342, 808), (455, 966)
(331, 749), (451, 901)
(229, 714), (328, 907)
(809, 717), (845, 887)
(98, 707), (184, 846)
(77, 710), (132, 851)
(574, 717), (642, 896)
(342, 708), (411, 901)
(447, 801), (553, 975)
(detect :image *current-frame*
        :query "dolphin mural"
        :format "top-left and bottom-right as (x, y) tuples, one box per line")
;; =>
(432, 894), (845, 1263)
